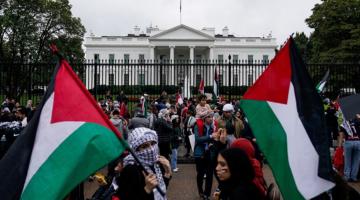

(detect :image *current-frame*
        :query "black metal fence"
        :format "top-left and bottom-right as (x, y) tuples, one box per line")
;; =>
(1, 59), (359, 107)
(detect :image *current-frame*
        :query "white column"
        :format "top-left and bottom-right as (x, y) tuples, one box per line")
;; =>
(149, 45), (155, 61)
(149, 45), (155, 85)
(208, 46), (214, 85)
(189, 45), (195, 86)
(170, 45), (175, 85)
(209, 45), (214, 61)
(189, 45), (195, 62)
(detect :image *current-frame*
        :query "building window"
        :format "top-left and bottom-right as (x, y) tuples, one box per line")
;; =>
(248, 55), (254, 64)
(124, 74), (129, 85)
(124, 54), (130, 63)
(139, 54), (145, 63)
(262, 55), (269, 64)
(247, 74), (253, 86)
(218, 55), (224, 63)
(138, 74), (145, 85)
(177, 66), (185, 84)
(195, 55), (202, 64)
(109, 54), (115, 64)
(160, 73), (167, 85)
(233, 74), (238, 86)
(94, 54), (100, 64)
(96, 73), (100, 86)
(108, 74), (114, 86)
(233, 55), (238, 64)
(219, 74), (224, 87)
(196, 74), (202, 87)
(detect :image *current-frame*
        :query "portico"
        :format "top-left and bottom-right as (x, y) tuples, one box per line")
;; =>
(84, 24), (277, 88)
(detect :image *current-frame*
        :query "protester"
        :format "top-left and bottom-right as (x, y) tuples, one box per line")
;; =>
(183, 109), (196, 157)
(90, 156), (125, 200)
(343, 114), (360, 182)
(193, 110), (219, 200)
(214, 148), (264, 200)
(148, 104), (159, 130)
(154, 109), (173, 160)
(216, 104), (244, 146)
(230, 138), (267, 198)
(110, 109), (128, 140)
(170, 115), (182, 172)
(15, 106), (27, 127)
(195, 94), (211, 119)
(119, 98), (129, 119)
(128, 108), (150, 130)
(115, 128), (172, 200)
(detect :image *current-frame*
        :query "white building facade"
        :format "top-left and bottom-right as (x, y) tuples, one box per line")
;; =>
(84, 24), (277, 88)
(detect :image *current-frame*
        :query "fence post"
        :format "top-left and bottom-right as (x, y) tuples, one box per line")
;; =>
(28, 63), (32, 101)
(94, 60), (98, 99)
(160, 59), (163, 92)
(228, 54), (231, 101)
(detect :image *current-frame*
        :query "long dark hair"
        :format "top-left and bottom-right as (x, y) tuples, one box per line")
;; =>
(219, 148), (255, 184)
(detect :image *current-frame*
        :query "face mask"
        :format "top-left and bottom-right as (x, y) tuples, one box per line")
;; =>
(136, 145), (159, 166)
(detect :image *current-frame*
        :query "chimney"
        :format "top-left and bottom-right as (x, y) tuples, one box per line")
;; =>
(134, 25), (140, 36)
(222, 26), (229, 37)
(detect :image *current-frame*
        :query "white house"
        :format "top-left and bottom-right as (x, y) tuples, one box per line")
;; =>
(84, 24), (277, 88)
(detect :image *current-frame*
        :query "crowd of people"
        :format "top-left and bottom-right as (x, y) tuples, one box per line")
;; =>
(1, 91), (360, 200)
(88, 92), (272, 200)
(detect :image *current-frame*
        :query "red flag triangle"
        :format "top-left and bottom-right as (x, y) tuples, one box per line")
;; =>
(51, 60), (122, 138)
(243, 39), (292, 104)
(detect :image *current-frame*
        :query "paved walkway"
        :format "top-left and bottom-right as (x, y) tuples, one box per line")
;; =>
(83, 143), (360, 199)
(84, 163), (360, 200)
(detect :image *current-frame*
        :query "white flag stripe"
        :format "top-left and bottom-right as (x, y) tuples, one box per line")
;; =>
(24, 94), (83, 189)
(268, 84), (335, 199)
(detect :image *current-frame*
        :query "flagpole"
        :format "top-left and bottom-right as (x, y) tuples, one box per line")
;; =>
(126, 147), (166, 196)
(180, 0), (182, 24)
(50, 45), (165, 196)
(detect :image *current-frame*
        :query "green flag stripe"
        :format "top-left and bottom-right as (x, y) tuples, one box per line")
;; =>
(241, 99), (304, 200)
(21, 123), (127, 200)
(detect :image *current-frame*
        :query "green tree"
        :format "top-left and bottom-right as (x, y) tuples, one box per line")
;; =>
(0, 0), (85, 98)
(293, 32), (311, 62)
(306, 0), (360, 63)
(0, 0), (85, 63)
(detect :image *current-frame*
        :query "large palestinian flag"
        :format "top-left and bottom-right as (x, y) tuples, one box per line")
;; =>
(0, 59), (128, 200)
(240, 38), (335, 200)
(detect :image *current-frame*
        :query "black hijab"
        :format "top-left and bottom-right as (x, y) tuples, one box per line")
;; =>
(218, 148), (262, 200)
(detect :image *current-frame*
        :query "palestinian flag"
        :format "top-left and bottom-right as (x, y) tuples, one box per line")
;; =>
(140, 96), (148, 117)
(213, 67), (219, 98)
(198, 79), (204, 94)
(0, 59), (128, 200)
(176, 92), (183, 105)
(240, 38), (335, 200)
(316, 69), (330, 93)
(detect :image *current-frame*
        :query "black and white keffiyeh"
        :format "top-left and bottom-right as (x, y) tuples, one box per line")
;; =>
(123, 127), (167, 200)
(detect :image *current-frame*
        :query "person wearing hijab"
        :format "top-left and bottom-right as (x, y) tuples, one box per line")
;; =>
(230, 138), (267, 198)
(154, 109), (173, 160)
(115, 128), (172, 200)
(215, 148), (264, 200)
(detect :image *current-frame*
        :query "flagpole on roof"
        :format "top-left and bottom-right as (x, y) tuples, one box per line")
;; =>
(180, 0), (182, 24)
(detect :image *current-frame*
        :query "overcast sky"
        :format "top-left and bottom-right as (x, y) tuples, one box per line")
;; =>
(69, 0), (321, 44)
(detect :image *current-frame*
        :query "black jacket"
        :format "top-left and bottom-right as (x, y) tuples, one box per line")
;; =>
(219, 182), (264, 200)
(154, 118), (173, 143)
(116, 164), (170, 200)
